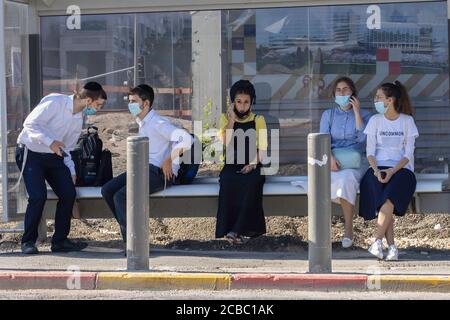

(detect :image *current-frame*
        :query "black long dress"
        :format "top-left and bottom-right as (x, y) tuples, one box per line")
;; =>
(215, 118), (266, 238)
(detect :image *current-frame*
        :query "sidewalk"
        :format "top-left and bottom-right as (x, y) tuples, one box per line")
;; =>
(0, 247), (449, 292)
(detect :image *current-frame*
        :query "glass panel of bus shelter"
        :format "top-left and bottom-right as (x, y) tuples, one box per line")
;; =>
(41, 14), (135, 110)
(41, 12), (194, 176)
(225, 7), (313, 175)
(42, 12), (193, 115)
(36, 2), (449, 180)
(225, 1), (448, 175)
(1, 1), (30, 221)
(308, 1), (449, 173)
(135, 12), (192, 122)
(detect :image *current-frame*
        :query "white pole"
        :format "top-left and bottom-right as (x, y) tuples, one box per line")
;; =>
(0, 0), (9, 222)
(126, 136), (149, 271)
(133, 13), (137, 87)
(307, 133), (332, 273)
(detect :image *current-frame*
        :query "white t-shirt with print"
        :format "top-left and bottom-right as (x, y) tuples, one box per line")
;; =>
(364, 113), (419, 172)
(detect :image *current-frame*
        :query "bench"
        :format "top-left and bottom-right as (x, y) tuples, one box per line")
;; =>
(40, 174), (450, 221)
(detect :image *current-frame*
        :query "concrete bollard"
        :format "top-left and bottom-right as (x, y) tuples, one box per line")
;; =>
(126, 136), (149, 271)
(307, 133), (332, 273)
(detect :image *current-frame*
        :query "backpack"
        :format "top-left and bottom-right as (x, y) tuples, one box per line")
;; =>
(70, 126), (113, 186)
(174, 133), (200, 185)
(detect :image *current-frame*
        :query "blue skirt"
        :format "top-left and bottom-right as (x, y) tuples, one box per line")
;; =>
(358, 167), (416, 221)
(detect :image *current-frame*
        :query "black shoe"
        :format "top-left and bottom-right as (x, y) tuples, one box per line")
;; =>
(51, 239), (88, 253)
(21, 242), (39, 254)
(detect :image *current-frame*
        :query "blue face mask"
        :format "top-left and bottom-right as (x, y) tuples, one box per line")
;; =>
(128, 102), (142, 117)
(335, 95), (351, 109)
(374, 101), (388, 114)
(83, 106), (97, 116)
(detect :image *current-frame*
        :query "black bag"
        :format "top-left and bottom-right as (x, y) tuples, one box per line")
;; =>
(175, 134), (200, 185)
(94, 149), (113, 186)
(70, 126), (112, 186)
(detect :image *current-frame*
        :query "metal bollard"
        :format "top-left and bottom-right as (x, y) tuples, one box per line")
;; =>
(307, 133), (332, 273)
(126, 136), (149, 271)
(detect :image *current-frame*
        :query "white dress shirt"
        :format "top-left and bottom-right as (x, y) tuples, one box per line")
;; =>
(17, 93), (82, 176)
(136, 109), (192, 176)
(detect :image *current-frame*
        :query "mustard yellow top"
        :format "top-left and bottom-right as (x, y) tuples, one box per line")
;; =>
(219, 112), (268, 151)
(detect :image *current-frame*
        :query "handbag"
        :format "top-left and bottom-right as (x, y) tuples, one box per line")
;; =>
(328, 107), (362, 169)
(332, 147), (361, 169)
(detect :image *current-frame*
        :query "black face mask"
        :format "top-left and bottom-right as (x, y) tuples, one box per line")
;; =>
(233, 105), (251, 119)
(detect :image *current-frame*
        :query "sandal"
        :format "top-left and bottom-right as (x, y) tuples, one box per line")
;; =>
(239, 236), (250, 244)
(232, 236), (244, 245)
(225, 232), (246, 245)
(225, 232), (238, 244)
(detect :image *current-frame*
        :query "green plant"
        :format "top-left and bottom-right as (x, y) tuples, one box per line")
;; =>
(200, 97), (228, 165)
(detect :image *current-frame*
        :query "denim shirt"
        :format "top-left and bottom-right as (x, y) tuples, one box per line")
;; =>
(319, 106), (373, 154)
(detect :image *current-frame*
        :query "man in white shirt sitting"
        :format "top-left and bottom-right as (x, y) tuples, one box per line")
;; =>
(16, 82), (107, 254)
(101, 84), (192, 245)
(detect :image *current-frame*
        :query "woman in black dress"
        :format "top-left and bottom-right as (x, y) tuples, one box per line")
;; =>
(215, 80), (268, 245)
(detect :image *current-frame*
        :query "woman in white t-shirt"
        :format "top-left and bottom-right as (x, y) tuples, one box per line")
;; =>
(359, 81), (419, 261)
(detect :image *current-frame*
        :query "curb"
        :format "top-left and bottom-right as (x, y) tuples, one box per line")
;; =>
(0, 272), (449, 292)
(96, 273), (231, 290)
(369, 275), (450, 293)
(231, 274), (368, 291)
(0, 272), (96, 290)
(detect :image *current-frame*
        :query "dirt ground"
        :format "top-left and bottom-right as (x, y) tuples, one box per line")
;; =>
(1, 112), (449, 252)
(1, 214), (449, 252)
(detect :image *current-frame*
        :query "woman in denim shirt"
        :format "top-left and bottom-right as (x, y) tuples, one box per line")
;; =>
(320, 76), (372, 248)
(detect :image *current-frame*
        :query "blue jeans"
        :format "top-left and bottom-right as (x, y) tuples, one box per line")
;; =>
(101, 164), (171, 242)
(16, 146), (76, 245)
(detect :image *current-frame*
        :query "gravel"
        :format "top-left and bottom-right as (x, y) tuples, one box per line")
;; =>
(1, 214), (449, 252)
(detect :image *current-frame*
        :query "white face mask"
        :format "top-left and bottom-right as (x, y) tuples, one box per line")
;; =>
(375, 101), (388, 114)
(128, 102), (142, 117)
(335, 95), (351, 109)
(83, 106), (97, 116)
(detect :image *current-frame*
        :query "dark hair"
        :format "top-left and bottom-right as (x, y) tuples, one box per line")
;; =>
(129, 84), (155, 106)
(230, 80), (256, 105)
(331, 76), (357, 98)
(78, 81), (107, 100)
(379, 81), (414, 115)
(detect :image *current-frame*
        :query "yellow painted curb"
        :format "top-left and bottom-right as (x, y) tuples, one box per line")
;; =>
(96, 273), (231, 290)
(367, 275), (450, 292)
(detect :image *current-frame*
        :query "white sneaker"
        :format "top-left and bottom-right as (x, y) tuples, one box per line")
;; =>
(368, 239), (384, 259)
(342, 237), (353, 248)
(386, 245), (399, 261)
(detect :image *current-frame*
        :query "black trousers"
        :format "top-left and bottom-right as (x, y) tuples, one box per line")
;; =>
(16, 146), (76, 245)
(100, 164), (171, 242)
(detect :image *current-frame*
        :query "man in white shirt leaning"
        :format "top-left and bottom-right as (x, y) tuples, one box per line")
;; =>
(16, 82), (107, 254)
(101, 84), (192, 245)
